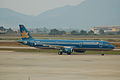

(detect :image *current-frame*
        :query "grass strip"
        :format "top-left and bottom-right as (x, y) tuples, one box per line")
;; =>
(0, 48), (120, 55)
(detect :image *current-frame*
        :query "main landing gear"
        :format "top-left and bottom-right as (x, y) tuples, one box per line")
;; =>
(58, 48), (73, 55)
(58, 51), (72, 55)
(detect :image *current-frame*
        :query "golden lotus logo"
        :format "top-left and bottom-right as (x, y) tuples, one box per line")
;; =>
(21, 31), (29, 38)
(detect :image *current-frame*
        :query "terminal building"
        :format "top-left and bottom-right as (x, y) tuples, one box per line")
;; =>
(91, 26), (120, 34)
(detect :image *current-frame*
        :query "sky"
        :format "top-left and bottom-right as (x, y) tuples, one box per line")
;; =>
(0, 0), (85, 16)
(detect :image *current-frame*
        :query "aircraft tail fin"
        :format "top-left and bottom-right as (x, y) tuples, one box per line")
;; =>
(19, 25), (33, 40)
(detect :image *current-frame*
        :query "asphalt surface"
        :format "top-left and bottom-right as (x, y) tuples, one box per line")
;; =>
(0, 52), (120, 80)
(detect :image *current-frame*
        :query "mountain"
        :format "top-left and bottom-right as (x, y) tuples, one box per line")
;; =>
(0, 8), (33, 28)
(0, 0), (120, 29)
(37, 0), (120, 29)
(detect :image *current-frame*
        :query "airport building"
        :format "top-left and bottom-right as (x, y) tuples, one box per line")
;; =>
(91, 26), (120, 34)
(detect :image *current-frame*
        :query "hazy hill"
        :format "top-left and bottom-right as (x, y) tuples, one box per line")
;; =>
(0, 0), (120, 29)
(0, 8), (33, 27)
(37, 0), (120, 29)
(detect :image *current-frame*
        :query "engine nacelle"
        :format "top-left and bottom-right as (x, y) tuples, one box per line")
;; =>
(74, 49), (86, 53)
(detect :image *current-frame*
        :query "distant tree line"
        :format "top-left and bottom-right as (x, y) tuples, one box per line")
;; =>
(1, 25), (120, 35)
(0, 26), (16, 34)
(48, 28), (120, 35)
(48, 29), (95, 35)
(70, 30), (95, 35)
(49, 29), (66, 35)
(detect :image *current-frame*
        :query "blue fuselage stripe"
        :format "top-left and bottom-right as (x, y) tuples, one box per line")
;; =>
(24, 39), (114, 50)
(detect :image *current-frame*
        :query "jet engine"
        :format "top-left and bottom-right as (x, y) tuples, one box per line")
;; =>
(74, 49), (86, 53)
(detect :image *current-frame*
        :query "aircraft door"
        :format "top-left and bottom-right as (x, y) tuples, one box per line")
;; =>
(99, 42), (103, 48)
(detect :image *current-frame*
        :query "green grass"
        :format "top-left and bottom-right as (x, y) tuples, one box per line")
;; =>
(84, 51), (120, 55)
(0, 48), (57, 53)
(0, 38), (19, 40)
(0, 48), (120, 55)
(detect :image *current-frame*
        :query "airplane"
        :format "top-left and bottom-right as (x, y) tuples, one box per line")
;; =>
(18, 25), (115, 55)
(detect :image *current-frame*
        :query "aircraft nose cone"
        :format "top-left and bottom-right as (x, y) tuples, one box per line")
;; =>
(110, 45), (115, 49)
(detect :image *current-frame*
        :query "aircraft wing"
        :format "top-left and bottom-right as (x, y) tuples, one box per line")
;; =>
(42, 44), (74, 50)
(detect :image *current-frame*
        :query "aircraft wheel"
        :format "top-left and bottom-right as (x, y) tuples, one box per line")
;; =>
(58, 52), (63, 55)
(101, 54), (104, 56)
